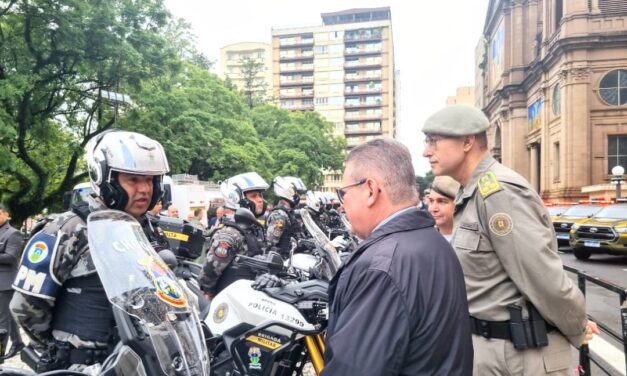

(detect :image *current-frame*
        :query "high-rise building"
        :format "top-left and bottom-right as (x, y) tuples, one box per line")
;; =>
(446, 86), (475, 106)
(477, 0), (627, 201)
(271, 7), (396, 193)
(219, 42), (273, 102)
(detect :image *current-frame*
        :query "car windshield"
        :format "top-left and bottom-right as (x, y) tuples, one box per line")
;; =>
(547, 206), (568, 216)
(561, 205), (603, 217)
(593, 205), (627, 220)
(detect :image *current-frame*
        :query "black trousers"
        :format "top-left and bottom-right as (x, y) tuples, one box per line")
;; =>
(0, 290), (23, 347)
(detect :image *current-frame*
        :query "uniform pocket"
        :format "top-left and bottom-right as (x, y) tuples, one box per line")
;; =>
(543, 349), (570, 372)
(453, 227), (498, 276)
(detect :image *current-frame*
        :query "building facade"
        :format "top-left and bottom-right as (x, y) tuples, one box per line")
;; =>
(271, 7), (396, 193)
(219, 42), (273, 102)
(478, 0), (627, 201)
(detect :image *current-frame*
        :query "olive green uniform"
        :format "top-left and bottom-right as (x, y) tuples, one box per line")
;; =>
(452, 154), (587, 375)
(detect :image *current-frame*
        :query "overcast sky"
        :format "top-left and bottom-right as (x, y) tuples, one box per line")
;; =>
(164, 0), (490, 175)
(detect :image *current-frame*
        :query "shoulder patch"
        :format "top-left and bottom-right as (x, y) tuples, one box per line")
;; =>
(478, 171), (502, 198)
(488, 213), (513, 236)
(13, 231), (62, 300)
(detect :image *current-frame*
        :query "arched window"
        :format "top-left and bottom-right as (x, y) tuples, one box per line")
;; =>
(599, 69), (627, 106)
(552, 84), (561, 116)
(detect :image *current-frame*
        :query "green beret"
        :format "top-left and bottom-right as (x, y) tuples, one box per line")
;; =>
(422, 105), (489, 136)
(431, 176), (461, 199)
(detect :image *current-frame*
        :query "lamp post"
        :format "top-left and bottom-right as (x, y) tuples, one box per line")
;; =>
(611, 165), (625, 199)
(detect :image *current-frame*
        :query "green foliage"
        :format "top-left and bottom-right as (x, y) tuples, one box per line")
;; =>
(416, 171), (435, 196)
(238, 56), (269, 108)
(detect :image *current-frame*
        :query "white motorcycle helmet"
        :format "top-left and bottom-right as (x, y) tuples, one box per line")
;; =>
(305, 191), (321, 212)
(220, 172), (269, 216)
(273, 176), (307, 206)
(86, 130), (169, 211)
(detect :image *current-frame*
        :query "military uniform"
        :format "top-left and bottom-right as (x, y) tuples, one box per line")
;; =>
(10, 202), (168, 368)
(199, 220), (265, 296)
(452, 154), (587, 375)
(265, 200), (296, 257)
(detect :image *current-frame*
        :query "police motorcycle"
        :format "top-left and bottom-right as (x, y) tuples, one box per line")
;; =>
(203, 208), (342, 376)
(2, 210), (210, 376)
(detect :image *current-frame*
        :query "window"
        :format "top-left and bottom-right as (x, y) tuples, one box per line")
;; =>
(329, 44), (344, 54)
(316, 97), (328, 105)
(608, 135), (627, 174)
(329, 96), (343, 105)
(314, 45), (328, 54)
(552, 84), (561, 116)
(553, 142), (560, 182)
(599, 69), (627, 106)
(329, 71), (344, 80)
(555, 0), (563, 30)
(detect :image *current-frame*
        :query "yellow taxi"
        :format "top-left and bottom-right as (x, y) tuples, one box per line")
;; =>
(551, 203), (605, 247)
(569, 203), (627, 260)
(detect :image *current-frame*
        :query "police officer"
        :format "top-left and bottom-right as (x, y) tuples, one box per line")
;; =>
(422, 105), (597, 375)
(304, 191), (331, 234)
(10, 130), (170, 372)
(198, 172), (268, 300)
(266, 176), (307, 257)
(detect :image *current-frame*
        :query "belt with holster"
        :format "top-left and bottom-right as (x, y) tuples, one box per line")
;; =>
(469, 303), (557, 350)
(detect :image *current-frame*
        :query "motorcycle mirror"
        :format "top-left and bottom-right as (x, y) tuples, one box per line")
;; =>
(266, 251), (284, 266)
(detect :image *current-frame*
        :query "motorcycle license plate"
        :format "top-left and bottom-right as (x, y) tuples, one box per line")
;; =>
(584, 240), (601, 248)
(556, 234), (570, 240)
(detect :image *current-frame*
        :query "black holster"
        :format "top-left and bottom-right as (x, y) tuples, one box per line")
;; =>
(507, 303), (550, 350)
(21, 341), (70, 373)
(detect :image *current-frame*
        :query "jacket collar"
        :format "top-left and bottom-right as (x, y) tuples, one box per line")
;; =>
(339, 207), (435, 271)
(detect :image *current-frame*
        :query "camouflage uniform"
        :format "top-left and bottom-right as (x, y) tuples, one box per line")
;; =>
(266, 200), (296, 257)
(199, 221), (265, 296)
(10, 203), (168, 357)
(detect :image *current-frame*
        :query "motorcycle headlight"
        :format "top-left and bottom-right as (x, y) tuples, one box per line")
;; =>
(614, 226), (627, 233)
(571, 224), (580, 231)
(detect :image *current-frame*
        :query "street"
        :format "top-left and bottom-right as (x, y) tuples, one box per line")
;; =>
(560, 249), (627, 375)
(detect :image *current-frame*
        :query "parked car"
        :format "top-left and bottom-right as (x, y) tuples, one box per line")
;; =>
(552, 203), (605, 247)
(569, 203), (627, 260)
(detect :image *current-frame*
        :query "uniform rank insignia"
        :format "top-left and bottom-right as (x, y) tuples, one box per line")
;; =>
(489, 213), (513, 236)
(478, 171), (502, 198)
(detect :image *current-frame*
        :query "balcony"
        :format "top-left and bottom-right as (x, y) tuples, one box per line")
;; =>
(345, 86), (382, 95)
(280, 89), (314, 99)
(344, 127), (382, 135)
(344, 113), (383, 122)
(344, 74), (382, 83)
(283, 104), (314, 111)
(344, 101), (382, 109)
(344, 47), (382, 57)
(344, 30), (382, 43)
(279, 51), (314, 62)
(279, 37), (314, 48)
(280, 63), (314, 74)
(344, 60), (383, 69)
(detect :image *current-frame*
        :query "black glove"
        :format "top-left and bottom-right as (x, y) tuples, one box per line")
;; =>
(252, 273), (285, 290)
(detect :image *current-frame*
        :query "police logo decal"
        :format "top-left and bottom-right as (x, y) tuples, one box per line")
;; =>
(213, 303), (229, 323)
(27, 241), (49, 264)
(139, 257), (188, 308)
(248, 346), (262, 370)
(489, 213), (513, 236)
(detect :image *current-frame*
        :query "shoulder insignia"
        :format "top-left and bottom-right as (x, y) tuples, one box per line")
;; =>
(13, 231), (62, 299)
(489, 213), (513, 236)
(213, 240), (231, 258)
(477, 171), (502, 198)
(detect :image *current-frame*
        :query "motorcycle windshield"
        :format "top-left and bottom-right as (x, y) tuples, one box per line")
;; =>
(299, 209), (341, 278)
(87, 210), (209, 376)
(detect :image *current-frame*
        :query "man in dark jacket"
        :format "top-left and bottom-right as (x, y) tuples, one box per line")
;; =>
(0, 204), (25, 361)
(322, 139), (473, 376)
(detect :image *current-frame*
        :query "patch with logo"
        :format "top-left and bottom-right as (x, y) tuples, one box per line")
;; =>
(272, 220), (285, 238)
(27, 241), (49, 264)
(213, 241), (231, 258)
(139, 257), (187, 308)
(248, 346), (262, 370)
(478, 171), (502, 198)
(213, 303), (229, 323)
(489, 213), (513, 236)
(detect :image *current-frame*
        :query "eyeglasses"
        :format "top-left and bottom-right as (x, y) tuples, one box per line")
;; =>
(423, 135), (450, 148)
(336, 178), (367, 204)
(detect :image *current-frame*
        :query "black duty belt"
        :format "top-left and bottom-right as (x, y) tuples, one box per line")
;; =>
(469, 316), (556, 340)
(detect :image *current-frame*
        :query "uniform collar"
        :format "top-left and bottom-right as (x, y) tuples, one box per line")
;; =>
(456, 153), (498, 204)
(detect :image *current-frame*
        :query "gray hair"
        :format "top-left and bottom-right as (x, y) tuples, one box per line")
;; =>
(346, 139), (418, 204)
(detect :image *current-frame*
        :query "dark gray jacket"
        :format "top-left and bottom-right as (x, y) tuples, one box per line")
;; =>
(0, 221), (24, 290)
(322, 208), (473, 376)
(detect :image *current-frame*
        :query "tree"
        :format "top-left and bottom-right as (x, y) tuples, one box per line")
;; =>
(252, 106), (345, 189)
(238, 56), (270, 108)
(416, 171), (435, 196)
(0, 0), (178, 225)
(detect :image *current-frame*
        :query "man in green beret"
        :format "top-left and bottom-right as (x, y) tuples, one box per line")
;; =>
(421, 104), (598, 375)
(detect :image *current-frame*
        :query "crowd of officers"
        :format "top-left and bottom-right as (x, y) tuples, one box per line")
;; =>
(0, 104), (601, 375)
